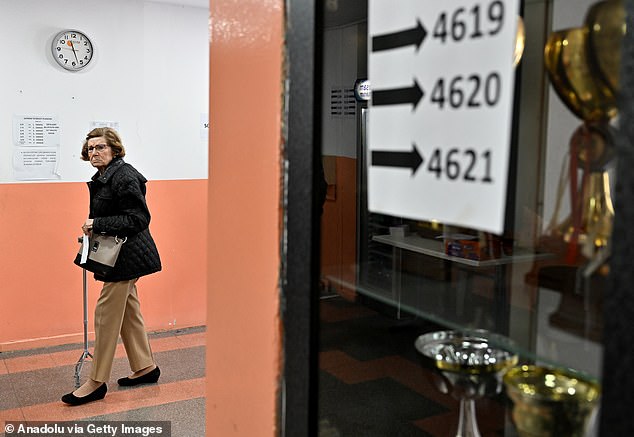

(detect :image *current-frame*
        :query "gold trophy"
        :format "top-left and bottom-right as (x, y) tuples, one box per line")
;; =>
(503, 365), (601, 437)
(542, 0), (624, 262)
(415, 331), (518, 437)
(586, 0), (625, 95)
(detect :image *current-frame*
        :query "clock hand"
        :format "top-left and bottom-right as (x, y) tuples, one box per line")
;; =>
(67, 40), (79, 63)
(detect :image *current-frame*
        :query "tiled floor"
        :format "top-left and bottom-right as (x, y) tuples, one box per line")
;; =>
(318, 296), (510, 437)
(1, 299), (513, 437)
(0, 327), (205, 437)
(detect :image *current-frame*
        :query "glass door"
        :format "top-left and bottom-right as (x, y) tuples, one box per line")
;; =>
(312, 0), (626, 435)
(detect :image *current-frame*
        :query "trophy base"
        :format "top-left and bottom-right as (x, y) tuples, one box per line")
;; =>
(528, 265), (605, 342)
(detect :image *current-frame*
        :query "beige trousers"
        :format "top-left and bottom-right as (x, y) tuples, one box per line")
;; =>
(90, 279), (154, 383)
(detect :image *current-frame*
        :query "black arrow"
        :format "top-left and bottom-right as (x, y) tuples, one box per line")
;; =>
(372, 80), (424, 110)
(372, 19), (427, 52)
(372, 144), (423, 175)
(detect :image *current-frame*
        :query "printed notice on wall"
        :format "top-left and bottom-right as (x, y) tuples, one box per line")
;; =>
(13, 115), (61, 147)
(90, 120), (120, 131)
(13, 147), (61, 181)
(12, 115), (61, 180)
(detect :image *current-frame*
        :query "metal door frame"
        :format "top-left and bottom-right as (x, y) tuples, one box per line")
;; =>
(282, 0), (634, 435)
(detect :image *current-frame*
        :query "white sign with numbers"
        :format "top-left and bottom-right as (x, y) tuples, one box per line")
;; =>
(367, 0), (520, 235)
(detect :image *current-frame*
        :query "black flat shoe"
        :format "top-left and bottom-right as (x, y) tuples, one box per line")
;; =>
(117, 366), (160, 386)
(61, 383), (107, 406)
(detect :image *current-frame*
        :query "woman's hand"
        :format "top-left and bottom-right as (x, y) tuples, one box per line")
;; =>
(82, 219), (94, 235)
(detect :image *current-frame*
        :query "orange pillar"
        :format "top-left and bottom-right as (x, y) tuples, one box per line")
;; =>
(206, 0), (284, 435)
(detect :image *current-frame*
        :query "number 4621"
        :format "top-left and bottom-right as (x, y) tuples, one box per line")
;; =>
(426, 148), (493, 183)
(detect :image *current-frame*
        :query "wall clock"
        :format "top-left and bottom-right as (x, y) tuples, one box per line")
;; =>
(51, 29), (94, 71)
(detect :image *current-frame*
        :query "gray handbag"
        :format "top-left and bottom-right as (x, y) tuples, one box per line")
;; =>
(74, 234), (127, 276)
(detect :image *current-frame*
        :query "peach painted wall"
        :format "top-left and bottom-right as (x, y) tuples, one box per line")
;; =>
(321, 156), (358, 299)
(206, 0), (283, 435)
(0, 179), (207, 351)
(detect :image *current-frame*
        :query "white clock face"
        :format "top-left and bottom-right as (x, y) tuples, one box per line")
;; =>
(52, 30), (94, 71)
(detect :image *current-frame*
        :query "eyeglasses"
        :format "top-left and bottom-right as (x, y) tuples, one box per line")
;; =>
(87, 144), (109, 153)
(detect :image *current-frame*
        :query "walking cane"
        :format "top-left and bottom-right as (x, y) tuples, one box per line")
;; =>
(74, 236), (93, 388)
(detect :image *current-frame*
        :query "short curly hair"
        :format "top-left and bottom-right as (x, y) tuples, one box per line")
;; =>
(80, 127), (126, 161)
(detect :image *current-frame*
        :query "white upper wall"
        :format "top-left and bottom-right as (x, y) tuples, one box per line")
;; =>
(147, 0), (208, 8)
(0, 0), (209, 183)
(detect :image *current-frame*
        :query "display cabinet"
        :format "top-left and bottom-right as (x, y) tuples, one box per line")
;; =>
(312, 0), (631, 435)
(351, 0), (623, 372)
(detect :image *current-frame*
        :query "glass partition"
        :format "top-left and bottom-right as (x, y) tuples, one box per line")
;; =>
(317, 0), (623, 435)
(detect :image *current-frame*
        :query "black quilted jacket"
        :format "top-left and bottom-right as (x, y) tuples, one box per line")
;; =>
(88, 158), (162, 282)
